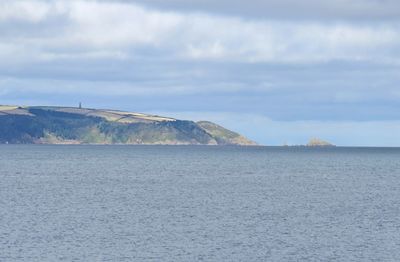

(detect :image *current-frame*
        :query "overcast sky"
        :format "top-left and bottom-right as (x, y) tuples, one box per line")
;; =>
(1, 0), (400, 146)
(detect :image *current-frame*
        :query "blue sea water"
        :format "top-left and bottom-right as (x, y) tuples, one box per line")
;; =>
(0, 145), (399, 261)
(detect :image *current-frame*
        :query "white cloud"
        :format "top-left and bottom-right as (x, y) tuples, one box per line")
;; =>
(0, 1), (51, 22)
(65, 1), (182, 48)
(0, 0), (399, 64)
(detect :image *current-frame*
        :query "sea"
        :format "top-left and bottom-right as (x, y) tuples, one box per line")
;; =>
(0, 145), (399, 261)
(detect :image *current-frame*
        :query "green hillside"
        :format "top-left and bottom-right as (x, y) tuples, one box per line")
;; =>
(0, 106), (257, 145)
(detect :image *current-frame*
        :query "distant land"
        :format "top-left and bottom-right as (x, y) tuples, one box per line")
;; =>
(283, 138), (336, 147)
(306, 138), (335, 147)
(0, 105), (257, 146)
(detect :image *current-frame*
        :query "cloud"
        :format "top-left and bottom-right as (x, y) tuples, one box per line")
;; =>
(0, 0), (399, 65)
(0, 1), (51, 22)
(124, 0), (400, 20)
(65, 1), (182, 48)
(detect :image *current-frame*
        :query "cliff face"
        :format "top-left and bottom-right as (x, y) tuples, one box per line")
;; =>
(0, 106), (257, 146)
(197, 121), (257, 146)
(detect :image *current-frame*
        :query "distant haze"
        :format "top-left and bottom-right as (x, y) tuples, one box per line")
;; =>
(0, 0), (399, 146)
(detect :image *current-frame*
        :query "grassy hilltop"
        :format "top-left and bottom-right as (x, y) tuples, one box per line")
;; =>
(0, 105), (257, 145)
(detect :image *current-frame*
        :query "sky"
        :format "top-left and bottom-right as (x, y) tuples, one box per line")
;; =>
(0, 0), (400, 146)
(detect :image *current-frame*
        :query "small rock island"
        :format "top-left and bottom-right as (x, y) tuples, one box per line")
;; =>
(306, 138), (335, 147)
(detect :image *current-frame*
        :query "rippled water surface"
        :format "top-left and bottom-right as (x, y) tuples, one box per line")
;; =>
(1, 145), (400, 261)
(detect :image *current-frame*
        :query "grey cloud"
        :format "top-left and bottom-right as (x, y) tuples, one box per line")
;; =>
(1, 57), (399, 122)
(117, 0), (400, 20)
